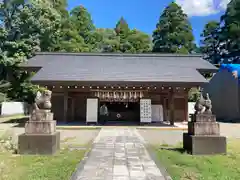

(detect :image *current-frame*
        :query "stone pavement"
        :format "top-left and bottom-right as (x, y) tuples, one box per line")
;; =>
(71, 127), (166, 180)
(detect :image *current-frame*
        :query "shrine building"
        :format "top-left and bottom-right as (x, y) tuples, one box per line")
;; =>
(21, 52), (217, 125)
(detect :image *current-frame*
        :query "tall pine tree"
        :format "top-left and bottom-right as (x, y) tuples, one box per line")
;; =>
(200, 21), (222, 64)
(70, 5), (95, 40)
(115, 17), (133, 52)
(152, 2), (194, 53)
(115, 17), (130, 43)
(220, 0), (240, 63)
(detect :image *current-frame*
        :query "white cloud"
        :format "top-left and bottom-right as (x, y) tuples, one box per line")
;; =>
(175, 0), (231, 17)
(219, 0), (231, 9)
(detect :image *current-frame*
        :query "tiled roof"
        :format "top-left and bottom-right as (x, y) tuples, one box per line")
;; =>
(22, 52), (217, 84)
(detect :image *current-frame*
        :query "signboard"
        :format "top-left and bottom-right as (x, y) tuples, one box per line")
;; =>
(86, 98), (98, 123)
(140, 99), (152, 123)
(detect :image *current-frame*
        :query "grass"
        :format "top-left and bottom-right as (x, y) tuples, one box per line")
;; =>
(0, 114), (28, 123)
(155, 139), (240, 180)
(0, 147), (87, 180)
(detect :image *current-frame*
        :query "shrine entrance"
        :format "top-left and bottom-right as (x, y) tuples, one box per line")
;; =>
(94, 89), (143, 125)
(100, 101), (140, 125)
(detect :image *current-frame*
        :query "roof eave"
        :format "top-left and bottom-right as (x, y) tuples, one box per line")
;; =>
(30, 80), (208, 87)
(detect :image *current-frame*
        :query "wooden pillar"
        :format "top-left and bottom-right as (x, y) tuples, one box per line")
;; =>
(71, 98), (75, 121)
(170, 90), (175, 126)
(63, 89), (68, 123)
(184, 94), (188, 122)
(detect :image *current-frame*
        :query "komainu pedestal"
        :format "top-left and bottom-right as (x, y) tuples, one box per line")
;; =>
(183, 93), (226, 155)
(18, 90), (60, 155)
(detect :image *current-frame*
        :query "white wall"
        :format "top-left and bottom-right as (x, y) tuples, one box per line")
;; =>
(188, 102), (195, 115)
(0, 102), (26, 116)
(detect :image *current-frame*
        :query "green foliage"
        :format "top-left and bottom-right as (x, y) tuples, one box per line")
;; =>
(188, 88), (200, 102)
(127, 29), (152, 53)
(54, 5), (94, 52)
(200, 21), (222, 64)
(48, 0), (68, 17)
(0, 0), (61, 103)
(70, 5), (95, 40)
(0, 92), (7, 103)
(152, 2), (195, 53)
(86, 28), (120, 52)
(113, 17), (152, 53)
(200, 0), (240, 64)
(115, 17), (130, 44)
(219, 0), (240, 63)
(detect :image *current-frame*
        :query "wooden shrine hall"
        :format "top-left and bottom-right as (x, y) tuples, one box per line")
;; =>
(21, 52), (217, 125)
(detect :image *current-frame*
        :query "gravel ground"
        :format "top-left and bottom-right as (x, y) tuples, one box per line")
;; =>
(1, 122), (240, 146)
(219, 123), (240, 138)
(138, 129), (185, 145)
(138, 122), (240, 145)
(61, 129), (100, 145)
(0, 123), (100, 145)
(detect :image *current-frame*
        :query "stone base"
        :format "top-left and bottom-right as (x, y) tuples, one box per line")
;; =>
(18, 132), (60, 155)
(25, 121), (56, 134)
(86, 122), (98, 125)
(188, 122), (220, 135)
(193, 114), (216, 122)
(183, 133), (227, 155)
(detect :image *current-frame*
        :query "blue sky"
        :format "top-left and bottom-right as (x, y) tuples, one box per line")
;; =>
(67, 0), (230, 45)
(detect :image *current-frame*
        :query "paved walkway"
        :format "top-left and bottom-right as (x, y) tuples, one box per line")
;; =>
(71, 128), (166, 180)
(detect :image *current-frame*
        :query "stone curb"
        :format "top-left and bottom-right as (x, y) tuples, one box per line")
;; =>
(70, 130), (101, 180)
(137, 127), (187, 131)
(70, 146), (92, 180)
(146, 145), (173, 180)
(57, 126), (187, 131)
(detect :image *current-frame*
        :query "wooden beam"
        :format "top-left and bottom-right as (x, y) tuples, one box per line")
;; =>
(71, 98), (75, 121)
(170, 90), (175, 126)
(63, 89), (68, 123)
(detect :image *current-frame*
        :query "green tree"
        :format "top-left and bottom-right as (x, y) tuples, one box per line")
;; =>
(200, 21), (221, 64)
(70, 5), (95, 40)
(53, 5), (96, 52)
(127, 29), (152, 53)
(55, 28), (90, 52)
(114, 17), (133, 52)
(152, 2), (194, 53)
(0, 0), (61, 103)
(220, 0), (240, 63)
(114, 17), (152, 53)
(48, 0), (68, 17)
(86, 28), (120, 52)
(115, 17), (130, 43)
(192, 44), (201, 54)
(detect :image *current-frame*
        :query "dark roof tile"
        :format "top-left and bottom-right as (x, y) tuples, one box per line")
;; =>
(23, 52), (217, 84)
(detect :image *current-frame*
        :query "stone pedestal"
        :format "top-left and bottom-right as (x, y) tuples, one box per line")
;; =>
(18, 132), (60, 155)
(18, 110), (60, 155)
(183, 113), (226, 155)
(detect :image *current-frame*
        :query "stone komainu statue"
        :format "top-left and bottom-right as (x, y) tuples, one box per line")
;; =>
(194, 92), (212, 114)
(33, 90), (52, 110)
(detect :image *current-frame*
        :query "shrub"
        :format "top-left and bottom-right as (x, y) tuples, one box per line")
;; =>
(0, 129), (18, 154)
(188, 88), (200, 102)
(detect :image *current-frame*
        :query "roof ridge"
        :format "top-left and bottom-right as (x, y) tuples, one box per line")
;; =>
(35, 52), (203, 58)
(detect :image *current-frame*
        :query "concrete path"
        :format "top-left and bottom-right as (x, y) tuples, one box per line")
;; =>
(71, 127), (166, 180)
